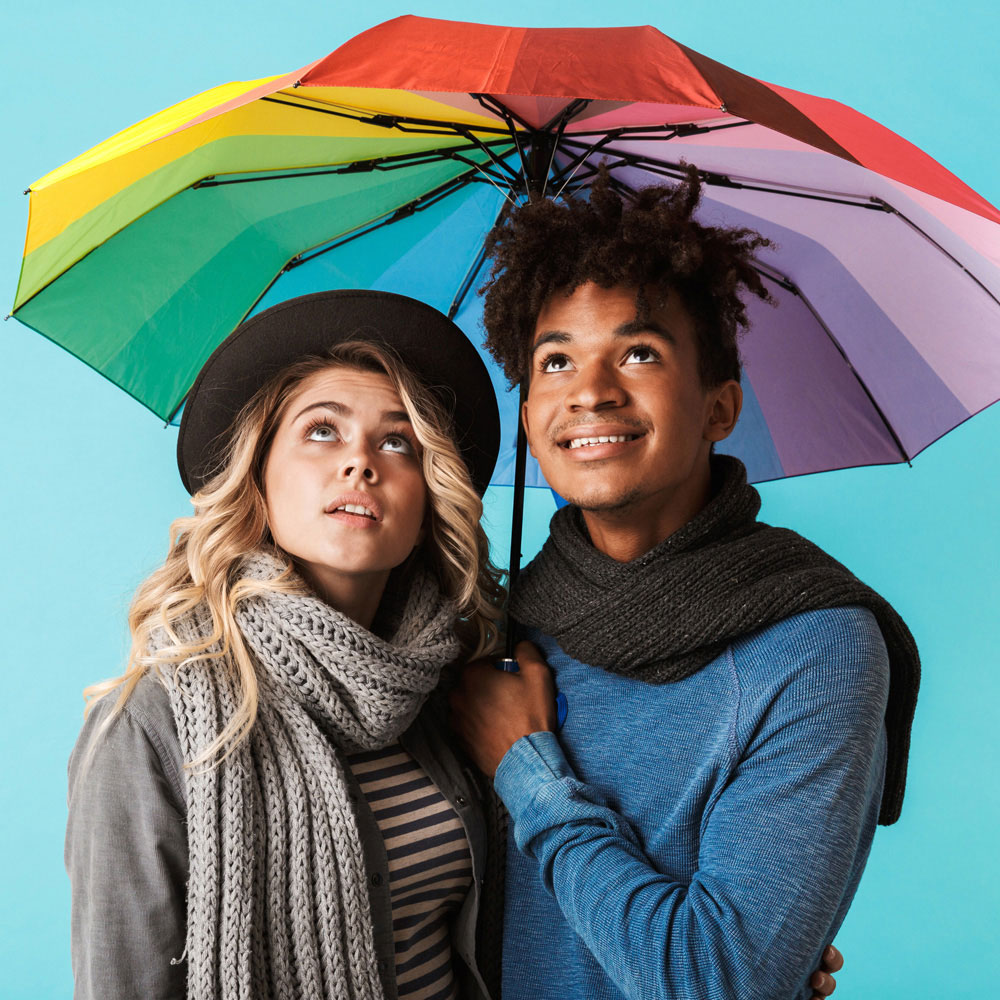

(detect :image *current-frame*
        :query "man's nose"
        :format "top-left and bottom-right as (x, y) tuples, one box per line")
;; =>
(565, 361), (627, 411)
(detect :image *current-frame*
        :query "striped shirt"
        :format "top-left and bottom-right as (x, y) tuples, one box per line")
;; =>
(346, 742), (473, 1000)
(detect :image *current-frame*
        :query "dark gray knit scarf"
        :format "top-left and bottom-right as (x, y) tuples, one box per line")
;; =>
(511, 454), (919, 826)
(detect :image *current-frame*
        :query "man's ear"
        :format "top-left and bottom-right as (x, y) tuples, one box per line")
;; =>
(704, 380), (742, 443)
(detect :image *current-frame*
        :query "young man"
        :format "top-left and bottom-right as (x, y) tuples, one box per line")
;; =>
(450, 172), (919, 1000)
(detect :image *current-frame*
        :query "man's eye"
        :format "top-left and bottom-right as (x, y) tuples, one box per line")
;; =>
(542, 354), (573, 373)
(306, 422), (337, 442)
(381, 434), (414, 455)
(624, 345), (659, 364)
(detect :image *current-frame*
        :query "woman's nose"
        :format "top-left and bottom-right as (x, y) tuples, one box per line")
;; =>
(341, 463), (375, 481)
(339, 443), (378, 482)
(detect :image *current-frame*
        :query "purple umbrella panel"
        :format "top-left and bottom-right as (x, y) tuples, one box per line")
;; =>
(565, 127), (1000, 483)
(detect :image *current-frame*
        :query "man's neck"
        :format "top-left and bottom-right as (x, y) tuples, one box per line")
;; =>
(579, 465), (713, 563)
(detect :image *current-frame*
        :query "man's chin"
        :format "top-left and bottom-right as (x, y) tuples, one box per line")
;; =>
(558, 487), (643, 515)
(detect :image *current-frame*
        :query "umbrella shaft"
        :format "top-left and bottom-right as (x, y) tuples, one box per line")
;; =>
(505, 381), (529, 658)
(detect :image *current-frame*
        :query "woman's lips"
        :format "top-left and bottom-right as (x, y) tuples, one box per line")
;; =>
(324, 491), (383, 521)
(325, 508), (380, 528)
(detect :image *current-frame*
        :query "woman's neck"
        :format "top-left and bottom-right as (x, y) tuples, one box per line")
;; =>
(296, 561), (390, 629)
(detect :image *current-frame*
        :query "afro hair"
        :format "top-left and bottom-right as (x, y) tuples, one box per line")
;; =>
(479, 165), (774, 387)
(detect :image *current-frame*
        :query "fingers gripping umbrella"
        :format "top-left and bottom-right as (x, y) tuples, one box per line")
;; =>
(12, 16), (1000, 598)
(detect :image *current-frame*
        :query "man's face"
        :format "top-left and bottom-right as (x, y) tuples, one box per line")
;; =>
(522, 281), (740, 539)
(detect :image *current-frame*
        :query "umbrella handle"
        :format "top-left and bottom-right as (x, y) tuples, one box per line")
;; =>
(492, 657), (569, 730)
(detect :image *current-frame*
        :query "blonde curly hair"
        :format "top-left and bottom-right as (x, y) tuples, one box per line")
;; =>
(86, 340), (505, 764)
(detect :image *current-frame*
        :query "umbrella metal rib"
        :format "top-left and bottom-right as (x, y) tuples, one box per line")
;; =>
(584, 141), (1000, 313)
(536, 98), (594, 135)
(871, 198), (1000, 311)
(566, 119), (755, 141)
(556, 137), (891, 209)
(449, 199), (515, 321)
(470, 95), (544, 195)
(284, 174), (481, 271)
(262, 93), (515, 136)
(553, 150), (930, 469)
(190, 144), (513, 188)
(448, 242), (490, 321)
(262, 92), (525, 185)
(753, 264), (913, 466)
(161, 169), (487, 425)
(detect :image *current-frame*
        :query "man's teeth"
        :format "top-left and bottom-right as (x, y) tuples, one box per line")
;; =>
(567, 435), (636, 449)
(335, 504), (375, 518)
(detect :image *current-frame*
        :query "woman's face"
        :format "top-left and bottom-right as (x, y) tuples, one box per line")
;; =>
(263, 366), (428, 608)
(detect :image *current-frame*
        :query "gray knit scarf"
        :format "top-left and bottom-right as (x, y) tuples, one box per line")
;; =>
(511, 454), (919, 826)
(159, 550), (460, 1000)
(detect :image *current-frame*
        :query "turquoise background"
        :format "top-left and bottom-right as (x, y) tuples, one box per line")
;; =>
(2, 1), (997, 996)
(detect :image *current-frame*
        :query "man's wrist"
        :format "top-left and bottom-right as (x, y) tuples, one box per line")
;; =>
(493, 730), (571, 817)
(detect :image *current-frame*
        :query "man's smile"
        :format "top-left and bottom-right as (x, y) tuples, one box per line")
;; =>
(554, 420), (648, 449)
(563, 433), (641, 450)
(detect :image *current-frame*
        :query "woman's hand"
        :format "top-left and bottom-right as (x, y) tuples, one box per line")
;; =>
(448, 640), (557, 776)
(810, 944), (844, 997)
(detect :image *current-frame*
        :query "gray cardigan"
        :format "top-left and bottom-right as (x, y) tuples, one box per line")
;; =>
(66, 673), (495, 1000)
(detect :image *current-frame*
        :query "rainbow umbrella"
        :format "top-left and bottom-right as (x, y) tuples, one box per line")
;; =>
(12, 15), (1000, 500)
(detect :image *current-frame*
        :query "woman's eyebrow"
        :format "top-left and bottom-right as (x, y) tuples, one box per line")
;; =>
(291, 401), (411, 424)
(292, 400), (349, 422)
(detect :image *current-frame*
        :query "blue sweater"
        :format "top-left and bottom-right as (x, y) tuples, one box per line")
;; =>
(495, 606), (889, 1000)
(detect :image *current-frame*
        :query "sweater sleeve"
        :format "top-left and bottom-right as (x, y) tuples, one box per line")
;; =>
(65, 681), (189, 1000)
(494, 607), (889, 1000)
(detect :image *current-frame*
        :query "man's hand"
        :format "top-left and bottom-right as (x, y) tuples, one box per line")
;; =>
(449, 640), (558, 776)
(809, 944), (844, 997)
(452, 647), (846, 999)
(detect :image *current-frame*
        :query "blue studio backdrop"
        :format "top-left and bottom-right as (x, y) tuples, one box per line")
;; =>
(1, 2), (997, 997)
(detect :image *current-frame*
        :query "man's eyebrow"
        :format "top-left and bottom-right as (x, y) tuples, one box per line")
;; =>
(614, 318), (676, 342)
(530, 321), (676, 359)
(530, 330), (571, 358)
(292, 400), (411, 423)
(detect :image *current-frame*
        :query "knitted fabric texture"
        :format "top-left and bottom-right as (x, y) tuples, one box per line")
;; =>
(510, 454), (919, 826)
(159, 550), (460, 1000)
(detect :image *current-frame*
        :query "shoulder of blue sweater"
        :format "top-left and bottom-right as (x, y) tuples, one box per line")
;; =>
(729, 606), (890, 703)
(736, 604), (883, 651)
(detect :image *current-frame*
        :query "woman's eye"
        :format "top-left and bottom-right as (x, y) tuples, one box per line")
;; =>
(306, 423), (337, 442)
(542, 354), (573, 373)
(624, 345), (658, 364)
(381, 434), (414, 455)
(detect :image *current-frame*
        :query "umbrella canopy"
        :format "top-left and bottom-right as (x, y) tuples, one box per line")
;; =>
(12, 14), (1000, 489)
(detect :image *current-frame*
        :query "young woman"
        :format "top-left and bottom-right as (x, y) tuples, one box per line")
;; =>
(66, 290), (506, 1000)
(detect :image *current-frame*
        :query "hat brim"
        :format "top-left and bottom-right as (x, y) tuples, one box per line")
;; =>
(177, 290), (500, 496)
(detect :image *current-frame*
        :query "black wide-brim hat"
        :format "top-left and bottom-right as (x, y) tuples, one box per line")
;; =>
(177, 290), (500, 496)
